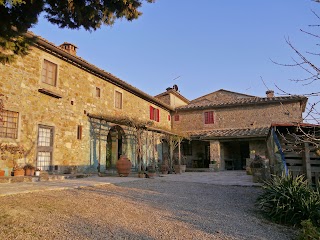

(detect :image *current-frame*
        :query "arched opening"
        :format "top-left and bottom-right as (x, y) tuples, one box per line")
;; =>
(106, 125), (126, 169)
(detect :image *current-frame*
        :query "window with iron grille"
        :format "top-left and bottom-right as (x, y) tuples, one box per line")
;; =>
(37, 125), (54, 171)
(150, 106), (159, 122)
(174, 114), (180, 121)
(42, 60), (57, 86)
(204, 111), (214, 124)
(0, 110), (19, 139)
(115, 91), (122, 109)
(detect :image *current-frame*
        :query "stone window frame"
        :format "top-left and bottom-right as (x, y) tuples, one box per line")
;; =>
(41, 59), (58, 87)
(204, 111), (214, 124)
(114, 90), (123, 109)
(0, 109), (19, 139)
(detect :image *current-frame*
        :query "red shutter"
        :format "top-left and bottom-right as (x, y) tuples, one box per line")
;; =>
(204, 112), (209, 124)
(150, 106), (154, 120)
(204, 111), (214, 124)
(168, 115), (171, 121)
(157, 109), (160, 122)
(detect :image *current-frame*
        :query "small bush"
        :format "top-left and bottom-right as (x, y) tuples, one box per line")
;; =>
(297, 219), (320, 240)
(256, 174), (320, 226)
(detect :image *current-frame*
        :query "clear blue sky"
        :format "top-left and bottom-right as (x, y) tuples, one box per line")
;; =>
(31, 0), (319, 102)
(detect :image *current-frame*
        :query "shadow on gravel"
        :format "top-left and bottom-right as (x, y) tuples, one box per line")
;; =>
(74, 180), (296, 240)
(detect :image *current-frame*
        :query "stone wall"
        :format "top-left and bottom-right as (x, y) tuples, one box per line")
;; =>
(191, 90), (252, 104)
(0, 46), (171, 174)
(173, 102), (303, 132)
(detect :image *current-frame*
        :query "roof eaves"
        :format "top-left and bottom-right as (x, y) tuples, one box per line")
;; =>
(26, 32), (174, 112)
(176, 96), (307, 111)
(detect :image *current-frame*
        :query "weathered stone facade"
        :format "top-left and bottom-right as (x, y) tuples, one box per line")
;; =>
(0, 40), (171, 175)
(172, 102), (303, 132)
(0, 35), (308, 175)
(159, 89), (307, 170)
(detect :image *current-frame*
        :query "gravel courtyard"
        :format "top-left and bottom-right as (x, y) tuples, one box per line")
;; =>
(0, 178), (296, 240)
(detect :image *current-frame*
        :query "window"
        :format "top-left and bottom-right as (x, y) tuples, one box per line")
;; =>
(182, 142), (192, 156)
(42, 60), (57, 86)
(77, 125), (82, 140)
(150, 106), (159, 122)
(174, 114), (180, 121)
(37, 125), (54, 171)
(96, 87), (101, 98)
(204, 111), (214, 124)
(0, 110), (19, 139)
(115, 91), (122, 109)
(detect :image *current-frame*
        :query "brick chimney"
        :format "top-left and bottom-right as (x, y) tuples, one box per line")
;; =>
(59, 42), (78, 56)
(266, 90), (274, 98)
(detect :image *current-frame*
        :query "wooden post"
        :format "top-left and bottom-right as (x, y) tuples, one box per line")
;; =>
(303, 142), (312, 183)
(178, 138), (181, 166)
(98, 120), (101, 172)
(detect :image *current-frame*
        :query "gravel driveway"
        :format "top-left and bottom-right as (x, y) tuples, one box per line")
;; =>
(0, 178), (296, 239)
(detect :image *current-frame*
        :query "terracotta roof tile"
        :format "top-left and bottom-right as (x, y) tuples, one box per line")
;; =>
(189, 127), (270, 140)
(177, 95), (307, 110)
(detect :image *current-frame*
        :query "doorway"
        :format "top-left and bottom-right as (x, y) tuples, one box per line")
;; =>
(106, 125), (125, 169)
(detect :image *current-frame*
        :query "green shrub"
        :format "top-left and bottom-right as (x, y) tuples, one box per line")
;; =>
(256, 174), (320, 226)
(297, 219), (320, 240)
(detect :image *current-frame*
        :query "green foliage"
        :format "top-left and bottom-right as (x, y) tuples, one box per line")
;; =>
(0, 0), (154, 63)
(256, 174), (320, 226)
(297, 219), (320, 240)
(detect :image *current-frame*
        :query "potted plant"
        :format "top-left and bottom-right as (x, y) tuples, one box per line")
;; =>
(138, 170), (145, 178)
(209, 160), (217, 171)
(24, 163), (35, 176)
(147, 168), (156, 178)
(13, 165), (24, 176)
(180, 155), (187, 173)
(160, 163), (169, 174)
(35, 168), (41, 176)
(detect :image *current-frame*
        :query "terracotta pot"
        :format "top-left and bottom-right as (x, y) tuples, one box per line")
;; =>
(0, 170), (5, 177)
(138, 173), (145, 178)
(160, 164), (169, 174)
(116, 155), (131, 177)
(13, 169), (25, 176)
(147, 172), (156, 178)
(174, 165), (182, 174)
(25, 168), (35, 176)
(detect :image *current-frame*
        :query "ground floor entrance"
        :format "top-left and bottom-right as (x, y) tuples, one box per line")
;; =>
(222, 142), (249, 170)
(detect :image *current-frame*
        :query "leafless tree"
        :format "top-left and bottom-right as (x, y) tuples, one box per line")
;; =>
(272, 7), (320, 151)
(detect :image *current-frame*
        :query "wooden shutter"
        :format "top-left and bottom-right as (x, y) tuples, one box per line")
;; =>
(157, 109), (160, 122)
(150, 106), (154, 120)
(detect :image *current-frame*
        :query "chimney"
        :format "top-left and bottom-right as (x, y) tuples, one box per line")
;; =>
(59, 42), (78, 56)
(266, 90), (274, 98)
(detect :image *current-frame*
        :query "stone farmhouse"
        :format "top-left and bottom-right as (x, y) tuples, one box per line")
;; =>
(0, 33), (307, 176)
(155, 88), (307, 170)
